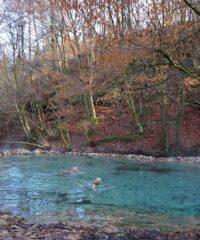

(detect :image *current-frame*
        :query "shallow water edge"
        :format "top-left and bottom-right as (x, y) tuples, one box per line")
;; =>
(1, 147), (200, 163)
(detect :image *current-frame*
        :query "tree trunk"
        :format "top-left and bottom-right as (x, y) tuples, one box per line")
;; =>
(175, 82), (184, 151)
(160, 85), (169, 153)
(127, 92), (144, 134)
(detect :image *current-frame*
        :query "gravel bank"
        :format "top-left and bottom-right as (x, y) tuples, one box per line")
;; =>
(0, 212), (200, 240)
(1, 147), (200, 163)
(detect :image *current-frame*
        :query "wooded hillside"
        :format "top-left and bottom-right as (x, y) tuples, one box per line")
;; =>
(0, 0), (199, 155)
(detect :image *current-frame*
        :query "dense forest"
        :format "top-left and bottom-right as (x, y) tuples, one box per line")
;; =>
(0, 0), (199, 156)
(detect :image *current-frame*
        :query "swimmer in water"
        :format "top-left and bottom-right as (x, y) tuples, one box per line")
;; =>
(92, 177), (101, 191)
(60, 167), (80, 175)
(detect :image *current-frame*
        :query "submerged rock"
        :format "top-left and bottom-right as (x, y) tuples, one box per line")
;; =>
(73, 199), (93, 204)
(115, 164), (173, 174)
(0, 219), (7, 225)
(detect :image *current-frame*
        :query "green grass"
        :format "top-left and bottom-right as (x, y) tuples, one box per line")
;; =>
(91, 133), (143, 145)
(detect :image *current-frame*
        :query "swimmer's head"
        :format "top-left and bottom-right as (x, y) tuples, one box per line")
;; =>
(72, 167), (78, 171)
(71, 167), (79, 173)
(94, 177), (101, 185)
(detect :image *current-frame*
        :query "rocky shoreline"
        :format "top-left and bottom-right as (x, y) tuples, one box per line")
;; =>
(1, 147), (200, 163)
(0, 212), (199, 240)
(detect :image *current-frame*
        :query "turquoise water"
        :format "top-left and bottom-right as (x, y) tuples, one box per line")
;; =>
(0, 154), (200, 230)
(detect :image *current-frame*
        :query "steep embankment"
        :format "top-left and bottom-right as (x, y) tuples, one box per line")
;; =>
(52, 104), (200, 156)
(0, 105), (200, 157)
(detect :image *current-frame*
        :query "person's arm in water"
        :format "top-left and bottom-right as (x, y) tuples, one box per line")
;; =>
(92, 177), (101, 191)
(92, 183), (96, 191)
(57, 170), (70, 175)
(58, 167), (80, 175)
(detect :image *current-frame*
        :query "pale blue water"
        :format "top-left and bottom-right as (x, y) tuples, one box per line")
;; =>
(0, 154), (200, 230)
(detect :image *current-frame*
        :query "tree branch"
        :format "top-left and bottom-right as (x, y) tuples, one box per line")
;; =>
(121, 73), (180, 92)
(155, 49), (200, 80)
(183, 0), (200, 16)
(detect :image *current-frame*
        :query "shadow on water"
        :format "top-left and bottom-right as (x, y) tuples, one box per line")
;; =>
(115, 163), (174, 174)
(11, 189), (118, 207)
(9, 189), (70, 203)
(15, 190), (113, 206)
(70, 199), (116, 208)
(84, 161), (95, 167)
